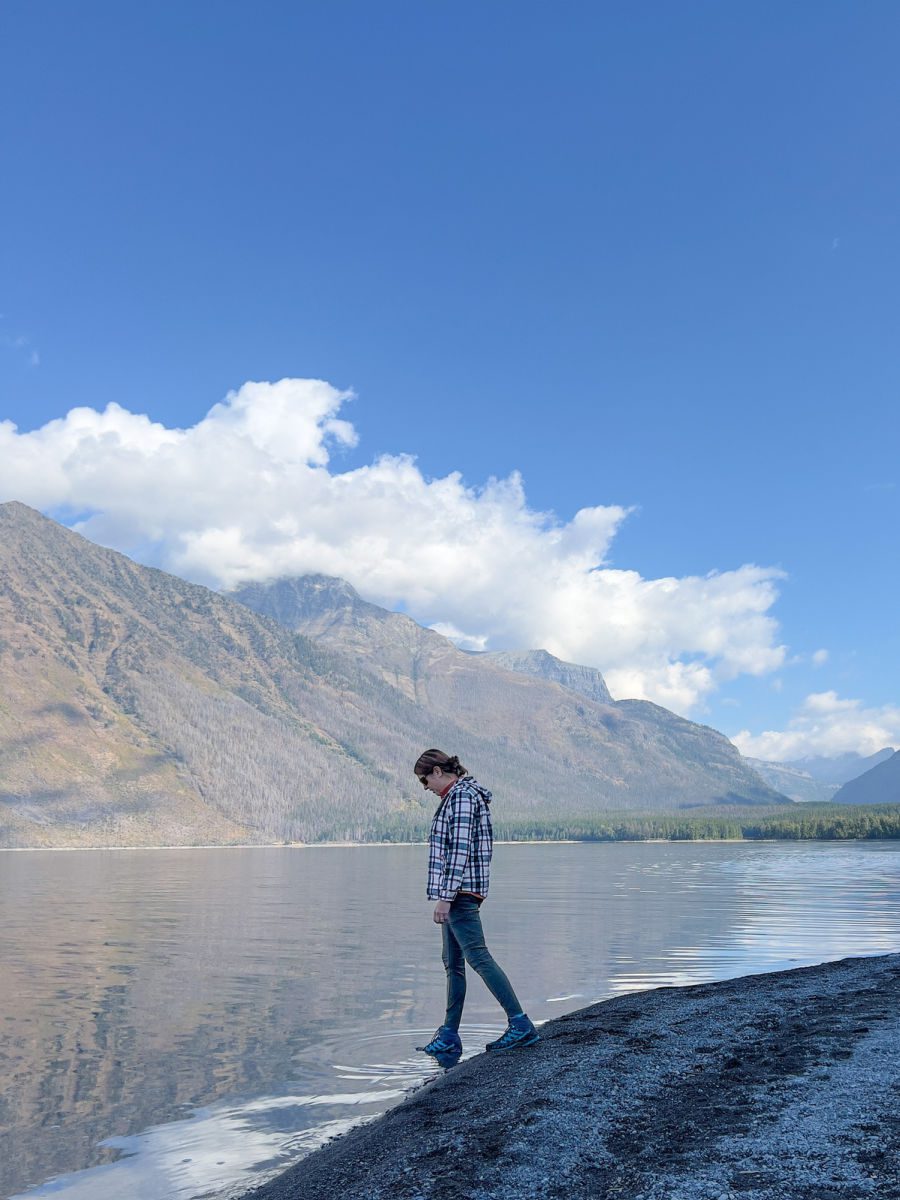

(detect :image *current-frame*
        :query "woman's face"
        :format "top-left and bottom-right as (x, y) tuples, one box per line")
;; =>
(420, 765), (453, 796)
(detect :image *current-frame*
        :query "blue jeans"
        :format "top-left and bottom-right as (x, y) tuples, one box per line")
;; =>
(441, 893), (523, 1030)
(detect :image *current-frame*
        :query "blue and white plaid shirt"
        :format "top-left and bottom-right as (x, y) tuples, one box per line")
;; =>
(426, 775), (493, 901)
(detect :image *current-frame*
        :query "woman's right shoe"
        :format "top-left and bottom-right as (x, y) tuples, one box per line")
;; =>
(486, 1014), (539, 1051)
(416, 1025), (463, 1055)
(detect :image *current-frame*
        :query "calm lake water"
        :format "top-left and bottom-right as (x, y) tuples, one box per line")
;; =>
(3, 839), (900, 1200)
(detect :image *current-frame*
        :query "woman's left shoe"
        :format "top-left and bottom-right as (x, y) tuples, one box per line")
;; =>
(486, 1014), (539, 1051)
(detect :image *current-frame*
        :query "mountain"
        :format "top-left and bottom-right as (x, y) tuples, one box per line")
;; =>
(0, 503), (436, 846)
(228, 574), (783, 809)
(831, 751), (900, 806)
(476, 648), (613, 704)
(744, 760), (840, 804)
(779, 748), (896, 786)
(748, 748), (897, 803)
(0, 504), (785, 848)
(228, 577), (617, 704)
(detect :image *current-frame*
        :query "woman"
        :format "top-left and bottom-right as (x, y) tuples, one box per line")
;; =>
(413, 748), (538, 1056)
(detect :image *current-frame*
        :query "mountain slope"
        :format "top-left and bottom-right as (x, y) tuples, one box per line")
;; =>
(831, 751), (900, 805)
(782, 748), (896, 786)
(747, 748), (897, 803)
(744, 759), (840, 804)
(0, 505), (784, 847)
(0, 505), (440, 845)
(228, 575), (783, 811)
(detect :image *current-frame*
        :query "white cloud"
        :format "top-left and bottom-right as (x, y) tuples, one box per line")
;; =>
(0, 377), (789, 714)
(732, 691), (900, 760)
(429, 623), (489, 652)
(812, 648), (829, 667)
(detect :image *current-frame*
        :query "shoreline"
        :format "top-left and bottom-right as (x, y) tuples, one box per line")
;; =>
(0, 839), (584, 852)
(0, 835), (889, 852)
(241, 953), (900, 1200)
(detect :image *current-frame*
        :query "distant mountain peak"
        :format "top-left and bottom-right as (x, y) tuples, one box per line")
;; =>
(832, 750), (900, 805)
(782, 748), (896, 785)
(226, 574), (385, 631)
(481, 647), (614, 704)
(235, 573), (362, 604)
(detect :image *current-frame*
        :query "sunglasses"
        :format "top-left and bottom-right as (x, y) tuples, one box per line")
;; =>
(418, 768), (435, 787)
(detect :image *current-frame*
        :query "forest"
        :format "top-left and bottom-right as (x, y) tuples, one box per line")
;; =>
(368, 803), (900, 845)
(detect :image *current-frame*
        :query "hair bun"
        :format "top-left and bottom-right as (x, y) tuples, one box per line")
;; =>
(413, 749), (467, 778)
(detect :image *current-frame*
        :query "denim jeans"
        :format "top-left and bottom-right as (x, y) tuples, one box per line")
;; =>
(441, 893), (523, 1030)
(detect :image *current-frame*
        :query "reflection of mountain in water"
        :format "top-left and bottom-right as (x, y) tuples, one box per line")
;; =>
(4, 843), (900, 1199)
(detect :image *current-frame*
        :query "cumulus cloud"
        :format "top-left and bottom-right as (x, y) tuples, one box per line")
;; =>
(812, 648), (829, 667)
(732, 691), (900, 760)
(0, 377), (789, 713)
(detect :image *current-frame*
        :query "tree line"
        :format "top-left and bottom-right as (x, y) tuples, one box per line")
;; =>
(368, 803), (900, 844)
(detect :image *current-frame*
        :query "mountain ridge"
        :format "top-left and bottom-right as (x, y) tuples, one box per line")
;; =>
(747, 748), (896, 803)
(0, 503), (785, 847)
(475, 647), (613, 704)
(782, 748), (896, 785)
(227, 572), (783, 810)
(832, 750), (900, 805)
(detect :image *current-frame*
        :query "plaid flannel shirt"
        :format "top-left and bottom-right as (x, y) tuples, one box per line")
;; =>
(426, 775), (493, 901)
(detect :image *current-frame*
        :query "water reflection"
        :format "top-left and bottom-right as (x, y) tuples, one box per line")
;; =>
(2, 840), (900, 1199)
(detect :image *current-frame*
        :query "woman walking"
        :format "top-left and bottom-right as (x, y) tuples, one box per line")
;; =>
(413, 749), (538, 1057)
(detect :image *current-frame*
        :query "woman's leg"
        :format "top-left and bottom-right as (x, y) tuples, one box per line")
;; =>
(447, 896), (523, 1021)
(441, 914), (467, 1031)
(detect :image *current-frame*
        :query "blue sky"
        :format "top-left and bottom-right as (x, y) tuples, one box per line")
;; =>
(1, 1), (898, 758)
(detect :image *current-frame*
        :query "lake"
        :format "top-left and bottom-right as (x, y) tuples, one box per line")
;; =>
(2, 839), (900, 1200)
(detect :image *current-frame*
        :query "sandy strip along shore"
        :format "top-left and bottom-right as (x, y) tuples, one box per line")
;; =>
(242, 954), (900, 1200)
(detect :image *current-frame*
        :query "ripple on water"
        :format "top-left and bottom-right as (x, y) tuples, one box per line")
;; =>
(8, 1025), (489, 1200)
(8, 841), (900, 1200)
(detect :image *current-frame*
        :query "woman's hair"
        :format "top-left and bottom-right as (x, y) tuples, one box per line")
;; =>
(413, 748), (466, 779)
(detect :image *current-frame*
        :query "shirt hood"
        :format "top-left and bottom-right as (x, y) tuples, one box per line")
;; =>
(457, 775), (493, 806)
(432, 774), (493, 817)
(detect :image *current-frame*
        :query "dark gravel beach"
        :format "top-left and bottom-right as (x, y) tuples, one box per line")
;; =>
(242, 954), (900, 1200)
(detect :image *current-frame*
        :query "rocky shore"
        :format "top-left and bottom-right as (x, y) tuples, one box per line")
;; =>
(244, 954), (900, 1200)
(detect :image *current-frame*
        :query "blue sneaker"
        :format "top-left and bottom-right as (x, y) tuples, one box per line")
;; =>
(486, 1014), (539, 1051)
(416, 1025), (463, 1055)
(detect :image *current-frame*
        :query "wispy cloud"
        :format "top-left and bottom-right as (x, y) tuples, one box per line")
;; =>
(0, 377), (789, 714)
(1, 325), (40, 368)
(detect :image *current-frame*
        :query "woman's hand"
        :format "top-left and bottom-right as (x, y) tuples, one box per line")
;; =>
(433, 900), (452, 924)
